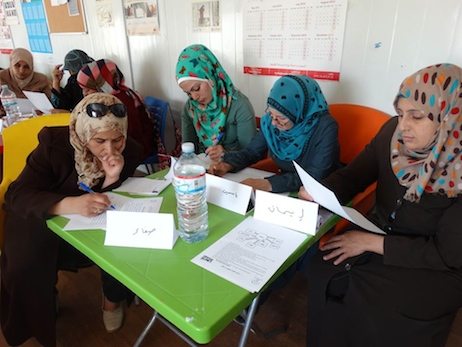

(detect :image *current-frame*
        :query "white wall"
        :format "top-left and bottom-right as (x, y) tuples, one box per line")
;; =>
(1, 0), (462, 117)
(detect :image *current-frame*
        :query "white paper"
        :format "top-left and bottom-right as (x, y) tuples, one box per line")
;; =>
(62, 192), (163, 231)
(293, 162), (385, 234)
(164, 156), (177, 181)
(23, 91), (54, 114)
(191, 216), (307, 293)
(205, 173), (253, 215)
(105, 211), (178, 249)
(254, 190), (319, 235)
(113, 177), (171, 195)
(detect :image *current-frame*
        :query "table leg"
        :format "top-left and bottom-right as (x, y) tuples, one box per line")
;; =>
(133, 311), (158, 347)
(238, 294), (260, 347)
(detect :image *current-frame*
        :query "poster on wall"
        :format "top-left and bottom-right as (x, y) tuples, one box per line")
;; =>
(124, 0), (159, 35)
(0, 1), (13, 54)
(243, 0), (347, 81)
(3, 0), (18, 25)
(21, 0), (52, 53)
(192, 0), (220, 32)
(96, 0), (114, 27)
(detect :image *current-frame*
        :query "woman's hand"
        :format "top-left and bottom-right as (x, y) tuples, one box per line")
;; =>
(208, 161), (233, 176)
(320, 230), (384, 265)
(49, 193), (112, 217)
(99, 152), (124, 188)
(52, 64), (64, 90)
(205, 145), (224, 162)
(240, 178), (272, 191)
(298, 186), (313, 201)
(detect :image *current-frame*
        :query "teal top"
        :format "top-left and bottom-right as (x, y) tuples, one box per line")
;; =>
(181, 90), (257, 154)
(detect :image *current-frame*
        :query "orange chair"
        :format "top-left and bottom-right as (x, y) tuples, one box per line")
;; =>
(321, 104), (390, 244)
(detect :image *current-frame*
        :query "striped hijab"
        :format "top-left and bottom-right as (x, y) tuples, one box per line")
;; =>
(391, 63), (462, 202)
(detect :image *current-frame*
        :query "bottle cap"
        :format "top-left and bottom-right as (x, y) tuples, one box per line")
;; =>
(181, 142), (194, 153)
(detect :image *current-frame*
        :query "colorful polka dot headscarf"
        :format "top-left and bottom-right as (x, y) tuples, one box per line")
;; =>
(175, 44), (235, 147)
(391, 63), (462, 202)
(261, 75), (328, 161)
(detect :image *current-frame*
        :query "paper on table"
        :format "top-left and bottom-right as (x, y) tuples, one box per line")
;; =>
(205, 173), (253, 215)
(293, 161), (384, 234)
(23, 91), (54, 114)
(62, 192), (163, 230)
(223, 167), (274, 183)
(113, 177), (171, 195)
(191, 216), (307, 293)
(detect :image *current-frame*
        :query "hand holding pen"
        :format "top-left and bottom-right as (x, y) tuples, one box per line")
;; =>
(205, 133), (225, 162)
(79, 182), (116, 214)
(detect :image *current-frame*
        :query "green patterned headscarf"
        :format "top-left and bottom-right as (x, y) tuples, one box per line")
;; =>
(175, 44), (235, 147)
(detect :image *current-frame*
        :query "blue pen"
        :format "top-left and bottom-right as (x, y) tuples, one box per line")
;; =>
(78, 182), (116, 210)
(213, 132), (224, 146)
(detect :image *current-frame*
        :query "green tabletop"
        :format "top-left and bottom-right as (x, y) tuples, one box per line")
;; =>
(47, 172), (338, 344)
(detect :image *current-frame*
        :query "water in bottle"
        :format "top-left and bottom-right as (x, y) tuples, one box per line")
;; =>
(173, 142), (209, 243)
(0, 85), (21, 126)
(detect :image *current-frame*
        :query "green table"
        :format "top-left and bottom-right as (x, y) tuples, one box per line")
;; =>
(47, 172), (338, 346)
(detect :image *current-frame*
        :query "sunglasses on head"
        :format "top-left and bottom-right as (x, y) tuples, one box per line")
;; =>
(86, 103), (127, 118)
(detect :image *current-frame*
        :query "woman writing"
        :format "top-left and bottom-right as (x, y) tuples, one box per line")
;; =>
(299, 63), (462, 347)
(1, 93), (143, 346)
(77, 59), (156, 159)
(210, 75), (339, 193)
(176, 44), (257, 161)
(0, 47), (51, 99)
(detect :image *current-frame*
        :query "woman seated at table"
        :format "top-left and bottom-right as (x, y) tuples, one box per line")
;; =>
(77, 58), (156, 160)
(176, 44), (257, 161)
(299, 63), (462, 347)
(209, 75), (339, 193)
(1, 93), (143, 346)
(51, 49), (94, 111)
(0, 47), (51, 99)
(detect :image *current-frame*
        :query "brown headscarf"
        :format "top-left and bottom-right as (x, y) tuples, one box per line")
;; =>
(391, 63), (462, 202)
(70, 92), (128, 187)
(9, 48), (34, 89)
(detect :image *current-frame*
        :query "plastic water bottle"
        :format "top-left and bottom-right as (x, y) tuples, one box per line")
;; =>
(0, 85), (21, 126)
(173, 142), (209, 243)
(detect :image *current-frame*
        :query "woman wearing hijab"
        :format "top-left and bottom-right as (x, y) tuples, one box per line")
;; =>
(210, 74), (339, 193)
(0, 93), (143, 346)
(51, 49), (94, 111)
(176, 44), (257, 161)
(77, 59), (156, 159)
(0, 47), (51, 99)
(299, 63), (462, 347)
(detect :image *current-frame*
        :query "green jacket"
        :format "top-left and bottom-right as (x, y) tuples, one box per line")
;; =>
(181, 90), (257, 153)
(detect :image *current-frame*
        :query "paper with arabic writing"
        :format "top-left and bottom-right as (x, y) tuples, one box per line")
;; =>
(191, 216), (306, 293)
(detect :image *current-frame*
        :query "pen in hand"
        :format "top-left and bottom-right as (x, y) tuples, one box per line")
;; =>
(206, 132), (224, 157)
(78, 182), (116, 210)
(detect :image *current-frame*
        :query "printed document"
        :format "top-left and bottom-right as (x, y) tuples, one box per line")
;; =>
(191, 216), (307, 293)
(112, 177), (171, 195)
(23, 91), (54, 114)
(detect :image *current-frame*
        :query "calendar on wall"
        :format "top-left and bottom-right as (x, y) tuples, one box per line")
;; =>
(243, 0), (347, 81)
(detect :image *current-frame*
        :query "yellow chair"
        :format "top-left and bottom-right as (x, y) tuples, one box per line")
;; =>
(0, 113), (70, 248)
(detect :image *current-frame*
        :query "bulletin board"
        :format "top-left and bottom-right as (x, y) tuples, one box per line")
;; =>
(43, 0), (86, 33)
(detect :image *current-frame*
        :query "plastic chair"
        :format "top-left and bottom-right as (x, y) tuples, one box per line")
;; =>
(142, 96), (169, 173)
(320, 104), (390, 244)
(0, 113), (70, 248)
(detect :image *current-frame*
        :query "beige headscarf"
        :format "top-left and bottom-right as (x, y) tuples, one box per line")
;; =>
(391, 63), (462, 202)
(70, 92), (128, 187)
(9, 48), (34, 89)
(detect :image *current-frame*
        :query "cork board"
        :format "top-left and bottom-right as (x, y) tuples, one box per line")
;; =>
(43, 0), (86, 33)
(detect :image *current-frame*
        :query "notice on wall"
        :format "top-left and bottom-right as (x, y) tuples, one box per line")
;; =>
(192, 0), (220, 32)
(243, 0), (347, 81)
(96, 0), (114, 27)
(124, 0), (159, 35)
(2, 0), (18, 25)
(0, 1), (13, 54)
(21, 0), (52, 54)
